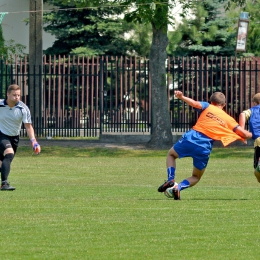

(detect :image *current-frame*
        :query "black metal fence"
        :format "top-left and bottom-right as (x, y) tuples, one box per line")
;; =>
(0, 55), (259, 138)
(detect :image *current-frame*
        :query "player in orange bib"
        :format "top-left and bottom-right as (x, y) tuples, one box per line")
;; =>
(158, 91), (252, 199)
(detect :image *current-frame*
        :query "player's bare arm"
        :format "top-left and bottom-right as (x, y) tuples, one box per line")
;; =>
(24, 123), (41, 155)
(174, 91), (202, 109)
(234, 125), (252, 139)
(24, 123), (37, 140)
(239, 112), (246, 129)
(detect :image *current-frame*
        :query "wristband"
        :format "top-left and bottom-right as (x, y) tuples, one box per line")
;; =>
(30, 138), (36, 142)
(233, 125), (239, 132)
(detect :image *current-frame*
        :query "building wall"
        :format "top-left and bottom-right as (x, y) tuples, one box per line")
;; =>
(0, 0), (55, 54)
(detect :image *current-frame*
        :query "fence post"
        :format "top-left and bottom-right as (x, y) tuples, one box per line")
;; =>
(99, 58), (104, 135)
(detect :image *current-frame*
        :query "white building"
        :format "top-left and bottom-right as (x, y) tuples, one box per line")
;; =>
(0, 0), (55, 54)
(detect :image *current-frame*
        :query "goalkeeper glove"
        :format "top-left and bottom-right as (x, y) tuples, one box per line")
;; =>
(30, 139), (41, 155)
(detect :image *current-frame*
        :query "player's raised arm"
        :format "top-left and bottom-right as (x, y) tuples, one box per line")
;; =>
(174, 91), (202, 109)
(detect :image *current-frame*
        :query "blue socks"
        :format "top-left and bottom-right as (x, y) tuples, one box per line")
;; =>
(167, 167), (175, 181)
(167, 168), (190, 192)
(178, 179), (190, 191)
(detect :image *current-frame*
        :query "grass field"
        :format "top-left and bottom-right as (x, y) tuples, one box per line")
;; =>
(1, 146), (259, 260)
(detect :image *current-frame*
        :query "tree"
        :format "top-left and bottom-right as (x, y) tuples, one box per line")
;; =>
(225, 0), (246, 9)
(117, 0), (247, 148)
(43, 0), (244, 148)
(168, 0), (237, 56)
(0, 15), (25, 59)
(0, 25), (5, 54)
(108, 0), (191, 148)
(146, 2), (173, 147)
(130, 22), (152, 57)
(43, 0), (137, 56)
(43, 0), (171, 147)
(245, 1), (260, 56)
(0, 22), (25, 97)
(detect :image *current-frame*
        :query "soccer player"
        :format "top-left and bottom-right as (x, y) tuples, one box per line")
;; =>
(158, 90), (252, 200)
(239, 93), (260, 182)
(0, 84), (41, 191)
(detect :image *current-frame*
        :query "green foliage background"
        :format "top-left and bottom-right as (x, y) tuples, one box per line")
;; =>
(167, 0), (237, 56)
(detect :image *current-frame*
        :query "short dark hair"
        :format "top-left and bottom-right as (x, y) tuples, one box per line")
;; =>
(7, 84), (20, 94)
(210, 92), (226, 105)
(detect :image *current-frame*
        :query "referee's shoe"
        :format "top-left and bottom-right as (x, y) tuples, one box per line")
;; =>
(1, 181), (15, 191)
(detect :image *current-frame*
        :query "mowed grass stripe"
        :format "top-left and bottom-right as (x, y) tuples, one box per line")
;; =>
(0, 146), (259, 260)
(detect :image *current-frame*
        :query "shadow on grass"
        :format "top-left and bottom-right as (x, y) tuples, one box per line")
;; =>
(187, 198), (250, 201)
(137, 198), (251, 203)
(16, 146), (167, 157)
(17, 145), (253, 158)
(211, 147), (253, 159)
(138, 198), (250, 201)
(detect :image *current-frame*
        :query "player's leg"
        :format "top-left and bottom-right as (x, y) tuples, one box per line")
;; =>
(2, 149), (15, 182)
(254, 171), (260, 182)
(158, 136), (193, 193)
(169, 167), (206, 200)
(253, 147), (260, 182)
(0, 137), (16, 190)
(157, 147), (179, 192)
(180, 167), (206, 188)
(166, 147), (179, 181)
(175, 144), (210, 199)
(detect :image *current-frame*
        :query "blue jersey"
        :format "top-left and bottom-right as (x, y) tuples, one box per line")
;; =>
(243, 105), (260, 140)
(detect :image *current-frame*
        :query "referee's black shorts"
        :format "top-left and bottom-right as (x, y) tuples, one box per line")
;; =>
(0, 131), (19, 157)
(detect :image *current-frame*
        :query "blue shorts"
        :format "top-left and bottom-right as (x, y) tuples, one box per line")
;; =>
(173, 138), (211, 170)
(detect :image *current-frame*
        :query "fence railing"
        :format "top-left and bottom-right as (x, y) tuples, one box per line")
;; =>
(0, 55), (259, 138)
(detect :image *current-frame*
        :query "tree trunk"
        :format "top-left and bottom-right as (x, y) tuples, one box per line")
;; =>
(148, 25), (173, 148)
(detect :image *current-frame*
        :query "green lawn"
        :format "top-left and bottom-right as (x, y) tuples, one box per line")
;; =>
(1, 146), (259, 260)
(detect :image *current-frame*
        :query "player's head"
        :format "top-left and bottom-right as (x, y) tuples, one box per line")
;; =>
(252, 93), (260, 105)
(7, 84), (21, 94)
(7, 84), (21, 103)
(210, 92), (226, 106)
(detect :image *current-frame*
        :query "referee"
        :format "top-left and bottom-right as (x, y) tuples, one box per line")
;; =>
(0, 84), (41, 190)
